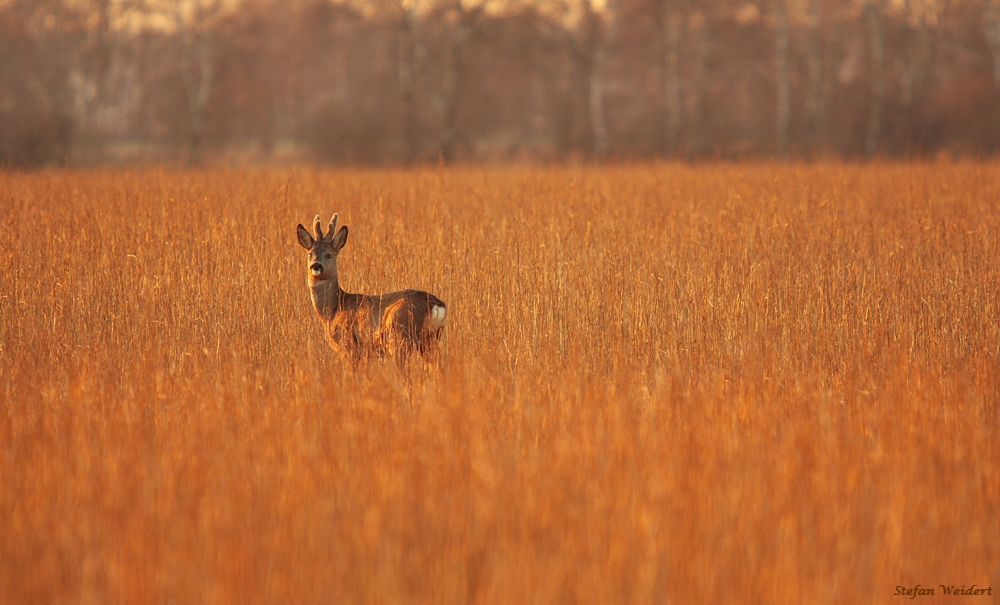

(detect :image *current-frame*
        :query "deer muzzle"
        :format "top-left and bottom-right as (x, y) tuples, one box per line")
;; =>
(310, 263), (323, 276)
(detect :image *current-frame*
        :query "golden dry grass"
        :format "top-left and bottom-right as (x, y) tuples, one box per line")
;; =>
(1, 163), (998, 605)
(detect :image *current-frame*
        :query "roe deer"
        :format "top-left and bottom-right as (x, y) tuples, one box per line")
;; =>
(296, 214), (447, 363)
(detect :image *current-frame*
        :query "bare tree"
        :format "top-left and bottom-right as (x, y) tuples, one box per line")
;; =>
(434, 0), (489, 162)
(7, 0), (1000, 164)
(173, 0), (223, 164)
(865, 0), (884, 157)
(774, 0), (790, 155)
(803, 0), (825, 150)
(662, 0), (683, 155)
(69, 0), (112, 133)
(552, 6), (591, 157)
(265, 0), (306, 150)
(544, 0), (613, 158)
(895, 0), (937, 149)
(398, 0), (421, 164)
(0, 0), (76, 165)
(984, 0), (1000, 142)
(590, 0), (618, 158)
(986, 0), (1000, 87)
(899, 2), (931, 106)
(685, 8), (709, 156)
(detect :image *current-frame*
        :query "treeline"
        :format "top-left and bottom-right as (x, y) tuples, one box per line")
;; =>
(2, 0), (999, 166)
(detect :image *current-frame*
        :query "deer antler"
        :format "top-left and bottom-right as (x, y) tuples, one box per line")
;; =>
(313, 214), (323, 240)
(327, 214), (339, 241)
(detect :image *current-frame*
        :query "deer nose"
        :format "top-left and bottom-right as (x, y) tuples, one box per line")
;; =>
(310, 263), (323, 275)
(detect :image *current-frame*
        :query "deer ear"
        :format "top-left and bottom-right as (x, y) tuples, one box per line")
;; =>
(331, 226), (348, 252)
(296, 224), (314, 250)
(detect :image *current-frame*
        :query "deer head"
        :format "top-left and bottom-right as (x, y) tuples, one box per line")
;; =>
(296, 213), (348, 282)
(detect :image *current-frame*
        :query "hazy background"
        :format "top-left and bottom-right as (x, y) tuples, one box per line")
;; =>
(2, 0), (999, 167)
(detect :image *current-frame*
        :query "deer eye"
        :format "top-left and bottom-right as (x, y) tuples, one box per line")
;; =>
(325, 254), (332, 259)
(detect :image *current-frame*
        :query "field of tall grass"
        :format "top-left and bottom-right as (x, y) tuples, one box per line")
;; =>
(1, 163), (997, 604)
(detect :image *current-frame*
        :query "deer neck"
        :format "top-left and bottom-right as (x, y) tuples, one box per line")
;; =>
(309, 277), (343, 321)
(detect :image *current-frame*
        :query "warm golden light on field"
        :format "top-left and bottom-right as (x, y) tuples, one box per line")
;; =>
(1, 163), (997, 604)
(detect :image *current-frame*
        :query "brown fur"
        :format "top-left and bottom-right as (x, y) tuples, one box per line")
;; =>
(297, 214), (446, 364)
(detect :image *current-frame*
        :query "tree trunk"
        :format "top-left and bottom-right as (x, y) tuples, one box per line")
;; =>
(585, 3), (612, 159)
(88, 0), (111, 114)
(774, 0), (790, 156)
(589, 43), (608, 158)
(285, 8), (305, 147)
(69, 0), (112, 152)
(686, 15), (708, 156)
(804, 0), (823, 151)
(439, 40), (458, 162)
(398, 5), (418, 165)
(984, 0), (1000, 148)
(179, 22), (214, 165)
(986, 0), (1000, 89)
(662, 0), (681, 156)
(439, 5), (476, 163)
(899, 15), (930, 149)
(555, 57), (581, 158)
(900, 21), (929, 106)
(865, 0), (883, 158)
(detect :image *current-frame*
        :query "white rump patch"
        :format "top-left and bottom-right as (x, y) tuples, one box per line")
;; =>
(428, 304), (447, 330)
